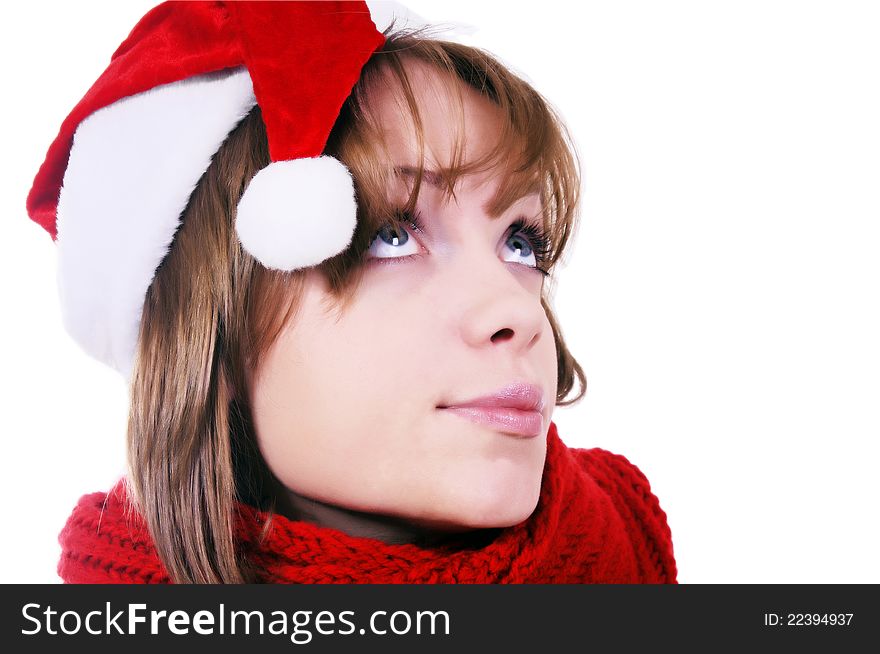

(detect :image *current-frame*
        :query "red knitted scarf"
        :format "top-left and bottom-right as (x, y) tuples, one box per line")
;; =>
(58, 422), (677, 583)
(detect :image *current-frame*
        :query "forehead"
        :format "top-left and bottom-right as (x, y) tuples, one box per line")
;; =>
(363, 58), (506, 169)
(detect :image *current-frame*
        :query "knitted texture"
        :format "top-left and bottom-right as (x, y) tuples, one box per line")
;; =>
(58, 422), (677, 583)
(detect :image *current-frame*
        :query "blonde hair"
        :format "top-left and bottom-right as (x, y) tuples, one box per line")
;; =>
(126, 26), (586, 583)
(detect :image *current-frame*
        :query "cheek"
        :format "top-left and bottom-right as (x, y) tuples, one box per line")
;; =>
(324, 307), (440, 434)
(248, 302), (434, 494)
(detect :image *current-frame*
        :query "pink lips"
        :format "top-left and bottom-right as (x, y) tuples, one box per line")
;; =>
(437, 382), (545, 438)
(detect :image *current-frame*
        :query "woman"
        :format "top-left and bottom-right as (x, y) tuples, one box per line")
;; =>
(27, 0), (676, 583)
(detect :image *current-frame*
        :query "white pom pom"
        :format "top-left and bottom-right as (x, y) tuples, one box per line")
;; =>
(235, 156), (358, 271)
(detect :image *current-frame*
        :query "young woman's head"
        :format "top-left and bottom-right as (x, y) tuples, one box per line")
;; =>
(129, 27), (585, 583)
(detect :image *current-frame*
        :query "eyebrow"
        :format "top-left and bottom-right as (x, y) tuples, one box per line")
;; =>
(393, 165), (542, 202)
(393, 166), (445, 188)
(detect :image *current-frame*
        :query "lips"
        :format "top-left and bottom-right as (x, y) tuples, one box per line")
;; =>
(439, 405), (544, 437)
(437, 382), (545, 438)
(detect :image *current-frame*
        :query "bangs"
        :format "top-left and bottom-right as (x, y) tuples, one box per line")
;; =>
(320, 25), (581, 303)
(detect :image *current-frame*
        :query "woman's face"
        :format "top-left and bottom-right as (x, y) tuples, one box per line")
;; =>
(249, 60), (558, 536)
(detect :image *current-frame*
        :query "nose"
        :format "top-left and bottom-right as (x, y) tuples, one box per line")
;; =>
(450, 248), (547, 354)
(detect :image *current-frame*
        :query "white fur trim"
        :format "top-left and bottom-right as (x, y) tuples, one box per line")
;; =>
(235, 157), (358, 271)
(55, 67), (257, 381)
(365, 0), (428, 32)
(365, 0), (478, 38)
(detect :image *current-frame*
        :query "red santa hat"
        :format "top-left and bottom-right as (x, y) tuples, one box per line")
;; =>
(24, 1), (417, 381)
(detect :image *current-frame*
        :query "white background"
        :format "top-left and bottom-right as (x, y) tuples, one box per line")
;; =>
(1, 0), (878, 583)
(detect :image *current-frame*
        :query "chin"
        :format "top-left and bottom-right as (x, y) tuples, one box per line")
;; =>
(425, 487), (542, 531)
(406, 508), (534, 533)
(471, 497), (541, 529)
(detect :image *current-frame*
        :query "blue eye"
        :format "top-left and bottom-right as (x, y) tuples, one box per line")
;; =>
(366, 211), (423, 262)
(504, 219), (552, 274)
(367, 211), (551, 276)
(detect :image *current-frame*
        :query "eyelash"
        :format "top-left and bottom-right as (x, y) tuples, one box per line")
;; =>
(370, 210), (552, 276)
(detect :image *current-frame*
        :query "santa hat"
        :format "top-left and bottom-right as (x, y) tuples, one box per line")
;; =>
(24, 1), (425, 381)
